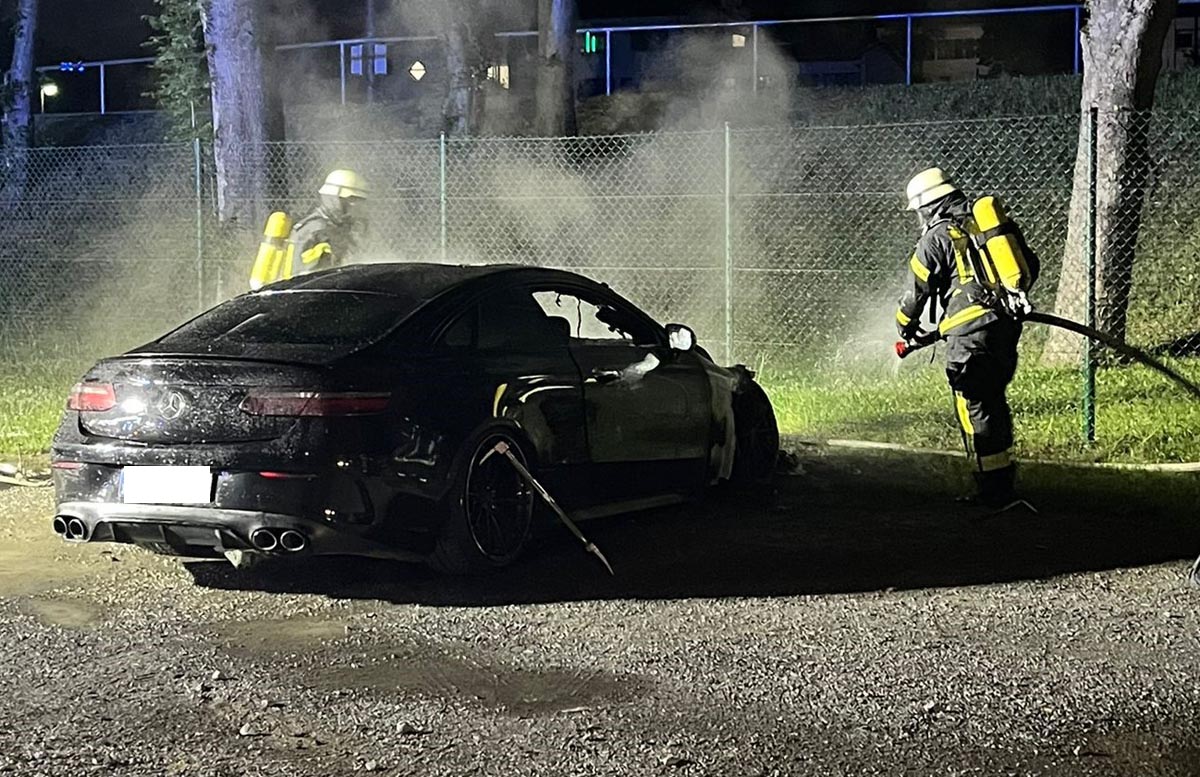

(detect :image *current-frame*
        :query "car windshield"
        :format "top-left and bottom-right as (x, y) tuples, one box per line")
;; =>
(158, 290), (418, 347)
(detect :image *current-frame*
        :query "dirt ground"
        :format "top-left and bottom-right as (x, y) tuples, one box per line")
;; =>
(1, 444), (1199, 776)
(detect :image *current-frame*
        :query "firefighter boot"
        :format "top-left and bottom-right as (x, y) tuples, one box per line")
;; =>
(957, 465), (1028, 512)
(982, 464), (1017, 506)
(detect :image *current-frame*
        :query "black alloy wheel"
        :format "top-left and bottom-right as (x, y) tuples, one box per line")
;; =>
(463, 433), (535, 564)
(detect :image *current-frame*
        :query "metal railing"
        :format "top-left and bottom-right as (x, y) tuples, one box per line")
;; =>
(42, 1), (1200, 113)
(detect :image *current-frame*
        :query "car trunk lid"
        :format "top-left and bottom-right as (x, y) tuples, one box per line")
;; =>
(76, 357), (326, 444)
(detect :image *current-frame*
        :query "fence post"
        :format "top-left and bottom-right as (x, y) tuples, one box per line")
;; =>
(723, 122), (733, 365)
(193, 136), (205, 311)
(439, 132), (447, 262)
(1082, 106), (1098, 443)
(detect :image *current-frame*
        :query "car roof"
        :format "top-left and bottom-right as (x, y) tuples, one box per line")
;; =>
(269, 262), (595, 298)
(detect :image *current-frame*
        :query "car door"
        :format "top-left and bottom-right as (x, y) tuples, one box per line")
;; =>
(531, 285), (712, 502)
(418, 286), (589, 506)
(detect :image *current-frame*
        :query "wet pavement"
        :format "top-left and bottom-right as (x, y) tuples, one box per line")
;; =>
(1, 446), (1198, 776)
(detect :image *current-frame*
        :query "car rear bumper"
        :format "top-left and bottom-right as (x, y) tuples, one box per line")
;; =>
(52, 501), (425, 563)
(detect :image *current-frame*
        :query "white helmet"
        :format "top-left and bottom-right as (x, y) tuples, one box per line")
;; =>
(319, 169), (369, 200)
(905, 167), (959, 211)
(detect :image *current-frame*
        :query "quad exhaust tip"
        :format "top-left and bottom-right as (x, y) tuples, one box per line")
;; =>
(66, 517), (87, 541)
(249, 528), (308, 553)
(52, 516), (68, 536)
(279, 530), (307, 552)
(249, 528), (278, 551)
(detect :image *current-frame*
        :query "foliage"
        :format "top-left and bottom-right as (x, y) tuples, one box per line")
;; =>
(575, 69), (1200, 135)
(144, 0), (211, 140)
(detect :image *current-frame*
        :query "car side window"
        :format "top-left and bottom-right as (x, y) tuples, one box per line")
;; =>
(438, 306), (476, 348)
(473, 289), (567, 351)
(533, 290), (659, 346)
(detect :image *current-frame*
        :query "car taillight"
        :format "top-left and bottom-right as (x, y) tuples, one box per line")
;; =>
(239, 390), (391, 417)
(67, 383), (116, 412)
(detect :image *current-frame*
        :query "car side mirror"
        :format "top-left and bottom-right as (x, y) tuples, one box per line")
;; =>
(666, 324), (695, 352)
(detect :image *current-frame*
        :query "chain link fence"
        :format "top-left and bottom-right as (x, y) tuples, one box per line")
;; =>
(1, 112), (1197, 458)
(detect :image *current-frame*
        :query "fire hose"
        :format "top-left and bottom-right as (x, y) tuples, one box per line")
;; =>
(895, 310), (1200, 401)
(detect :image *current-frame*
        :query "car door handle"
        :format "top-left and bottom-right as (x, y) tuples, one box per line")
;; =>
(589, 369), (622, 384)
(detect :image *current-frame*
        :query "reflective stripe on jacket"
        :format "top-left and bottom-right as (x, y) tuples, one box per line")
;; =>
(896, 213), (999, 339)
(288, 209), (357, 278)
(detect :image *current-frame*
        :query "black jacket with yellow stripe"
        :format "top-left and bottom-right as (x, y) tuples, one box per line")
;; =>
(288, 208), (359, 277)
(895, 205), (1000, 340)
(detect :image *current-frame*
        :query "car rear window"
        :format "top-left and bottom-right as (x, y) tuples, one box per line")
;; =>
(158, 290), (419, 347)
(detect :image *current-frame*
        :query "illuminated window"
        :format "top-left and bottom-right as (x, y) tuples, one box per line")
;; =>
(350, 44), (387, 76)
(408, 60), (426, 81)
(731, 33), (746, 48)
(486, 64), (510, 89)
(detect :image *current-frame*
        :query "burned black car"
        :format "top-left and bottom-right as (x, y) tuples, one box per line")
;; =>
(51, 263), (778, 573)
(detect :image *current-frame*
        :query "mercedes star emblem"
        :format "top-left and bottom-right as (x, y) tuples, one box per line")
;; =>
(157, 391), (189, 420)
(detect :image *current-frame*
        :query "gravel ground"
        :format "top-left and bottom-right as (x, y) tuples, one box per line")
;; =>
(1, 446), (1199, 777)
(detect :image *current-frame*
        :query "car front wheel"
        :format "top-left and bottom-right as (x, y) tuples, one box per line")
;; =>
(728, 380), (780, 488)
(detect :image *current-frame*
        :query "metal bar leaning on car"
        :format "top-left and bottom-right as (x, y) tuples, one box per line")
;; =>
(481, 440), (615, 576)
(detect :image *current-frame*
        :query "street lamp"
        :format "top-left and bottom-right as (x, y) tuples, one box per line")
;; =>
(39, 82), (59, 113)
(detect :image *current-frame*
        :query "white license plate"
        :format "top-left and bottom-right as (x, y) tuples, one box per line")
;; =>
(122, 466), (213, 505)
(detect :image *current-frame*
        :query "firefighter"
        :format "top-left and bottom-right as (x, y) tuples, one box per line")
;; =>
(895, 168), (1039, 509)
(289, 168), (370, 276)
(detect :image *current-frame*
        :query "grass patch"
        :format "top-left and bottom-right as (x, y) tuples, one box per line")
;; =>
(763, 358), (1200, 464)
(1, 353), (1197, 465)
(0, 360), (89, 460)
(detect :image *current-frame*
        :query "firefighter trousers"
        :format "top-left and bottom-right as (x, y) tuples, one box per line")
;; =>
(944, 319), (1020, 493)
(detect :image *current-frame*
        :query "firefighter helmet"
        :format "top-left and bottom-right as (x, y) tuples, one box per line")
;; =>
(319, 169), (369, 200)
(905, 167), (959, 211)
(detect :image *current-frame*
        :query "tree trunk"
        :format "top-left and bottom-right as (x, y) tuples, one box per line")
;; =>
(536, 0), (576, 137)
(2, 0), (38, 201)
(200, 0), (281, 227)
(1042, 0), (1177, 365)
(442, 11), (472, 137)
(365, 0), (375, 103)
(440, 0), (488, 138)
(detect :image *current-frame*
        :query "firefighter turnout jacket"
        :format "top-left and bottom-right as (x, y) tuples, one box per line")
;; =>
(289, 207), (359, 276)
(896, 207), (997, 340)
(896, 197), (1040, 341)
(249, 208), (362, 291)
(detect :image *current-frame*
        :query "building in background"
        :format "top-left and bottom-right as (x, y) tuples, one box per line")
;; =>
(1164, 12), (1200, 71)
(918, 23), (986, 81)
(31, 1), (1200, 121)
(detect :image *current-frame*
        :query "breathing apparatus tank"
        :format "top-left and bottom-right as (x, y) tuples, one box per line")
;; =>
(249, 211), (294, 291)
(972, 196), (1032, 293)
(971, 195), (1035, 317)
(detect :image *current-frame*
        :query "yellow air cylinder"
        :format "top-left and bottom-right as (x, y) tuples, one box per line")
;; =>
(972, 196), (1030, 293)
(249, 211), (292, 291)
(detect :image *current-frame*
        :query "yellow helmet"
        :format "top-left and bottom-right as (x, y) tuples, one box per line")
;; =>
(319, 169), (369, 199)
(905, 167), (959, 211)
